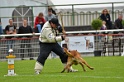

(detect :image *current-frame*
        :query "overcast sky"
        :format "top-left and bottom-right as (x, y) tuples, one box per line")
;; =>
(51, 0), (124, 9)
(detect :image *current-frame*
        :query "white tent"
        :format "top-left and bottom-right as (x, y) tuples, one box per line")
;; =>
(51, 0), (124, 9)
(0, 0), (54, 29)
(0, 0), (124, 28)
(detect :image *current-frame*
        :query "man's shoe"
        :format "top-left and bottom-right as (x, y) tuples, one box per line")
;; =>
(70, 69), (78, 72)
(30, 58), (34, 60)
(70, 67), (78, 72)
(35, 71), (40, 75)
(21, 58), (24, 60)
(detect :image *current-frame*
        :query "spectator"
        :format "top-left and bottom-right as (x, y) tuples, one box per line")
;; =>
(99, 21), (107, 41)
(34, 12), (46, 33)
(18, 19), (34, 60)
(45, 9), (56, 21)
(5, 19), (16, 53)
(100, 21), (107, 30)
(114, 14), (123, 29)
(48, 6), (57, 15)
(99, 9), (112, 29)
(0, 21), (3, 35)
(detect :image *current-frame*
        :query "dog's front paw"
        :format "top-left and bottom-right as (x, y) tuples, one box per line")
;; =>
(83, 69), (87, 72)
(61, 70), (65, 73)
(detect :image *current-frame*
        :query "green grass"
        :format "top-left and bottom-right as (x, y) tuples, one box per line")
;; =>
(0, 56), (124, 82)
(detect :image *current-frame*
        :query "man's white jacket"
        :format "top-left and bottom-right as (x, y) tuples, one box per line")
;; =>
(39, 21), (63, 43)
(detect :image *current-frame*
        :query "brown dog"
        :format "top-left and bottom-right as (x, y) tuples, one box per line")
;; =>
(61, 48), (94, 73)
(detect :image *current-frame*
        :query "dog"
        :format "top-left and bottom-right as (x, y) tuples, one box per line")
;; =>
(85, 37), (90, 50)
(61, 48), (94, 73)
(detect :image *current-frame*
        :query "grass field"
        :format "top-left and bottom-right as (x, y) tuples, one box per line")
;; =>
(0, 56), (124, 82)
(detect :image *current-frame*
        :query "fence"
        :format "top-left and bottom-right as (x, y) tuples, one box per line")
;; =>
(0, 29), (124, 60)
(0, 2), (124, 28)
(0, 36), (39, 60)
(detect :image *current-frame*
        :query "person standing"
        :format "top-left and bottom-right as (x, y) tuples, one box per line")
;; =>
(5, 19), (16, 53)
(34, 18), (77, 74)
(99, 9), (112, 29)
(48, 6), (57, 16)
(18, 19), (34, 60)
(45, 9), (56, 21)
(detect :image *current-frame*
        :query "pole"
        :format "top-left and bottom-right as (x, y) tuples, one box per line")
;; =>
(60, 13), (65, 31)
(4, 49), (16, 76)
(59, 13), (66, 35)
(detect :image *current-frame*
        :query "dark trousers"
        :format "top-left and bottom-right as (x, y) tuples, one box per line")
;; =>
(20, 39), (32, 58)
(37, 42), (68, 66)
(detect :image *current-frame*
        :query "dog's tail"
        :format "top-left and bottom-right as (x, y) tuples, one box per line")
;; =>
(63, 48), (73, 57)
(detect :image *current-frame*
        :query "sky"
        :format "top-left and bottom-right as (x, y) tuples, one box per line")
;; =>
(51, 0), (124, 9)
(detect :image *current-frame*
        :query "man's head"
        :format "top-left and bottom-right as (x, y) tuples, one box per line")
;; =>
(49, 18), (59, 28)
(118, 14), (123, 20)
(9, 19), (13, 25)
(23, 19), (28, 26)
(48, 9), (52, 15)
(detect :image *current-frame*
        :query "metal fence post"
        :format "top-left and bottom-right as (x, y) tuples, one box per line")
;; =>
(119, 38), (121, 56)
(31, 6), (34, 28)
(72, 5), (75, 26)
(112, 3), (114, 23)
(112, 39), (115, 56)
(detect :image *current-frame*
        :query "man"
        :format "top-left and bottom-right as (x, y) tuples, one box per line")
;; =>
(114, 14), (123, 29)
(45, 9), (56, 21)
(45, 9), (57, 58)
(34, 18), (77, 74)
(0, 20), (3, 35)
(18, 19), (34, 60)
(5, 19), (16, 35)
(5, 19), (16, 53)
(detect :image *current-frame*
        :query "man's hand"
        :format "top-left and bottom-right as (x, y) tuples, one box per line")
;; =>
(40, 22), (43, 24)
(32, 32), (35, 35)
(62, 34), (66, 40)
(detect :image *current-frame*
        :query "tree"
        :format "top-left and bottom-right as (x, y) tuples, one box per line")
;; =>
(122, 20), (124, 28)
(91, 19), (102, 30)
(91, 19), (102, 56)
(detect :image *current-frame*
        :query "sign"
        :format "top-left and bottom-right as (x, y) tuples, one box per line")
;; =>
(61, 36), (94, 52)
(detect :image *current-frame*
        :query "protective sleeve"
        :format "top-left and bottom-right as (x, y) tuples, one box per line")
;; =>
(44, 28), (63, 42)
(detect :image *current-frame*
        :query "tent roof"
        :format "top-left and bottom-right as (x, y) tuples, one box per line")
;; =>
(51, 0), (124, 9)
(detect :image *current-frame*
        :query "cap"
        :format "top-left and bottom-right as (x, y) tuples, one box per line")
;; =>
(50, 18), (59, 26)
